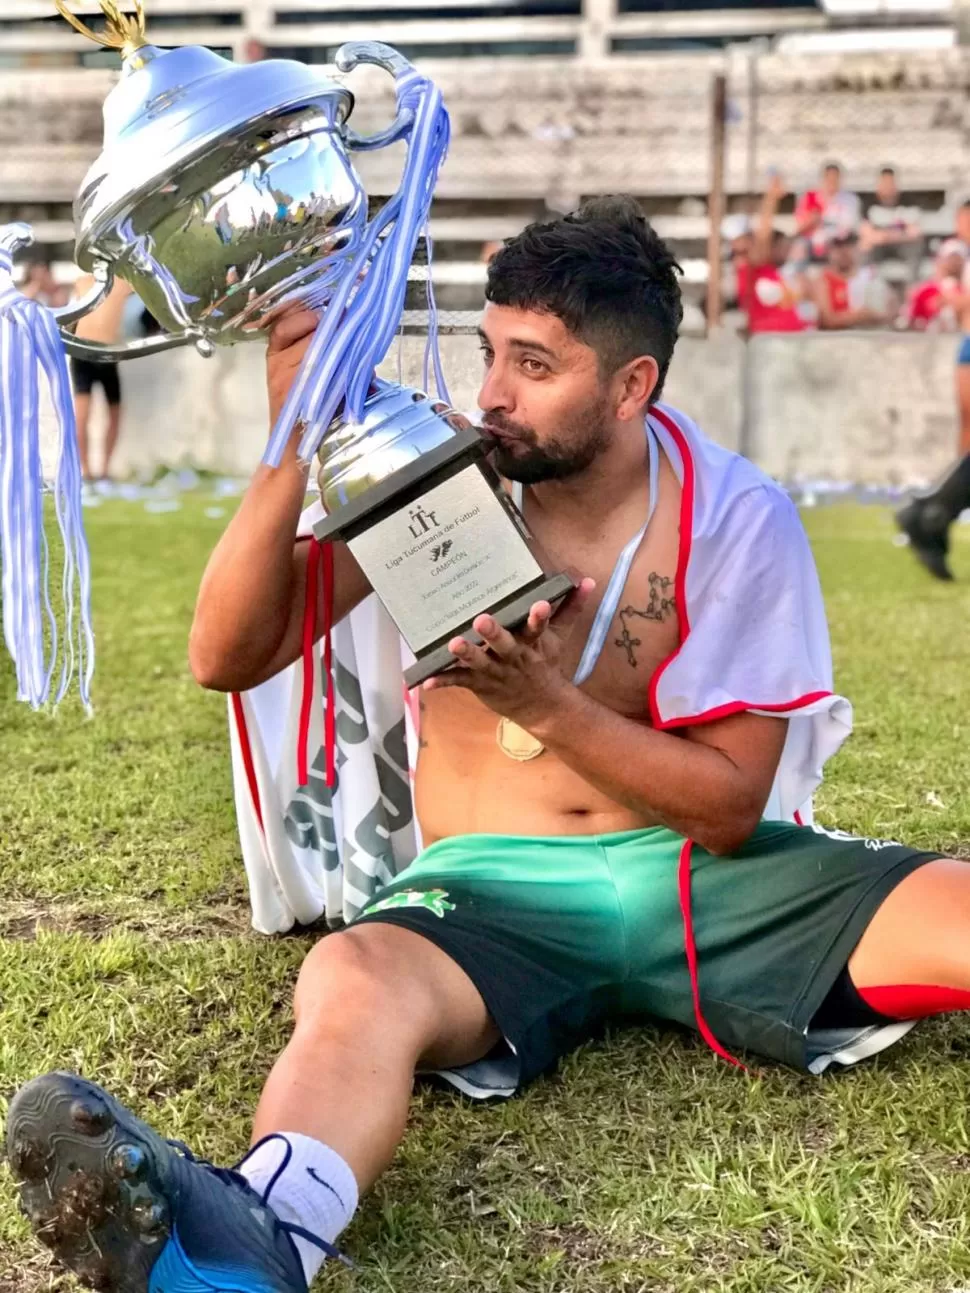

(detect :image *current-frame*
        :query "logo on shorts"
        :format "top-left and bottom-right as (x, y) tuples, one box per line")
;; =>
(810, 824), (900, 851)
(367, 888), (456, 919)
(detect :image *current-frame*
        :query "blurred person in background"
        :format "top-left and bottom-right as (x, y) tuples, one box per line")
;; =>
(903, 239), (964, 332)
(860, 166), (922, 279)
(954, 198), (970, 254)
(738, 173), (807, 334)
(897, 224), (970, 577)
(18, 255), (70, 308)
(812, 232), (892, 331)
(70, 274), (133, 482)
(721, 212), (752, 310)
(795, 162), (861, 264)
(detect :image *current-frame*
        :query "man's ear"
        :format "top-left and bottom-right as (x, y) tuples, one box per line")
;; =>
(614, 355), (660, 422)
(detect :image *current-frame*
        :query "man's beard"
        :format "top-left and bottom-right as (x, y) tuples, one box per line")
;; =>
(483, 401), (612, 485)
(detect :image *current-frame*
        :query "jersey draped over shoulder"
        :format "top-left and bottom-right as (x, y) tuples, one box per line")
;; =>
(647, 404), (852, 822)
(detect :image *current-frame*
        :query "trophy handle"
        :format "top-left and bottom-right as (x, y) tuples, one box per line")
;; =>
(60, 331), (208, 362)
(0, 222), (36, 257)
(335, 41), (416, 152)
(52, 261), (114, 328)
(54, 257), (212, 361)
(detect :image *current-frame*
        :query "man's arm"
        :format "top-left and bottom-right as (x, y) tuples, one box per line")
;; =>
(860, 221), (921, 251)
(751, 172), (786, 267)
(531, 692), (788, 856)
(188, 309), (372, 693)
(426, 593), (789, 857)
(812, 278), (888, 331)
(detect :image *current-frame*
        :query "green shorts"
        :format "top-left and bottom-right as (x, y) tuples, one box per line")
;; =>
(351, 821), (939, 1095)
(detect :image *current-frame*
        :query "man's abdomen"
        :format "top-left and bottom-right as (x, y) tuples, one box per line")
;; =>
(414, 690), (663, 843)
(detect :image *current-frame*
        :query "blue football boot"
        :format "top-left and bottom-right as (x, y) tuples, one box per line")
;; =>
(5, 1072), (345, 1292)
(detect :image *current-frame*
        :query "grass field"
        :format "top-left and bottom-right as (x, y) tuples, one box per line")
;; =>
(1, 499), (969, 1293)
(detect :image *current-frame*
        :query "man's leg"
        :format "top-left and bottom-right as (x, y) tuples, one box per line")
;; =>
(7, 921), (499, 1292)
(101, 367), (123, 480)
(957, 361), (970, 458)
(74, 391), (93, 483)
(253, 922), (500, 1190)
(896, 452), (970, 581)
(846, 858), (970, 1011)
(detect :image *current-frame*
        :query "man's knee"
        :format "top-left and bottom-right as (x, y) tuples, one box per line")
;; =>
(294, 924), (441, 1050)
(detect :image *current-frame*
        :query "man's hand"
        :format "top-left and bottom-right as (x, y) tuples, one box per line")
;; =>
(266, 307), (321, 428)
(423, 579), (596, 725)
(764, 169), (787, 204)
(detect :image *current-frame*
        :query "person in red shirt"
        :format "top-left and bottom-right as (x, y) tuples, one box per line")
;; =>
(739, 172), (807, 334)
(813, 233), (891, 330)
(795, 161), (862, 262)
(903, 240), (964, 332)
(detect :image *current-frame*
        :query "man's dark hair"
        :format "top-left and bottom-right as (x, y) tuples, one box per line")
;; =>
(880, 165), (896, 178)
(485, 195), (683, 403)
(823, 161), (842, 174)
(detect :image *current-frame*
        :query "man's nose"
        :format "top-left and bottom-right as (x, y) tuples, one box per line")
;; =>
(478, 361), (513, 415)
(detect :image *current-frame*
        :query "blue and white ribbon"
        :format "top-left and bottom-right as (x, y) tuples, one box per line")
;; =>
(0, 248), (94, 710)
(265, 65), (452, 468)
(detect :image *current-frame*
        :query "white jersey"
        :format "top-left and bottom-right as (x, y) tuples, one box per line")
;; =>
(229, 403), (852, 933)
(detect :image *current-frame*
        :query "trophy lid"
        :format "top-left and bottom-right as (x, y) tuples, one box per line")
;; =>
(59, 3), (354, 266)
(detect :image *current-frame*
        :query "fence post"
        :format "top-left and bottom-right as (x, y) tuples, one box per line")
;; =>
(706, 74), (728, 332)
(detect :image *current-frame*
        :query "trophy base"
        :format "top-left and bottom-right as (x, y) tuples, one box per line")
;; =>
(402, 572), (576, 689)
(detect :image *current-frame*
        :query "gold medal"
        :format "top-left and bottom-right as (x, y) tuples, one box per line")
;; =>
(497, 717), (545, 762)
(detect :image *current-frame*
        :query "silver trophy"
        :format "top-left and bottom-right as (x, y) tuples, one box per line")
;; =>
(18, 1), (573, 687)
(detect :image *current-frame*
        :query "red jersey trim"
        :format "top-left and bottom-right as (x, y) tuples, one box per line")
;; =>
(231, 692), (264, 835)
(646, 407), (834, 731)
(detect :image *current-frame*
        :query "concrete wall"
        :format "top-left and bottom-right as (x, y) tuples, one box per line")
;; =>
(73, 328), (958, 488)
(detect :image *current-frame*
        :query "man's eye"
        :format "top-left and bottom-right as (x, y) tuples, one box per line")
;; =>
(479, 346), (494, 365)
(522, 358), (547, 375)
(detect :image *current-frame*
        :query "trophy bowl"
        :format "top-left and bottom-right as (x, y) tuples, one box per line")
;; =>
(75, 47), (373, 345)
(48, 1), (416, 356)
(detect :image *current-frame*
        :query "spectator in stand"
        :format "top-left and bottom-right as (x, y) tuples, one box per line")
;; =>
(721, 213), (752, 311)
(861, 166), (922, 277)
(904, 239), (964, 332)
(795, 162), (862, 263)
(812, 232), (891, 330)
(738, 173), (807, 333)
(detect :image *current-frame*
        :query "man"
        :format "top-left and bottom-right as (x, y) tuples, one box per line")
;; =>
(813, 231), (891, 331)
(9, 199), (970, 1293)
(738, 172), (807, 333)
(70, 275), (133, 482)
(896, 204), (970, 577)
(795, 161), (862, 263)
(860, 166), (922, 276)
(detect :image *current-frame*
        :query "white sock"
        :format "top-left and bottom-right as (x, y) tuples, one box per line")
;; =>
(240, 1133), (359, 1287)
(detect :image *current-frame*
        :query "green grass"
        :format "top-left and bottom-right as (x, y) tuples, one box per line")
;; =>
(1, 500), (970, 1292)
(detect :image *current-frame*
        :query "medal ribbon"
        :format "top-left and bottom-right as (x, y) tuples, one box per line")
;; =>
(571, 424), (661, 687)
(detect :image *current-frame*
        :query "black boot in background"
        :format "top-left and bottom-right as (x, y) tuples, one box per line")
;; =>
(896, 453), (970, 581)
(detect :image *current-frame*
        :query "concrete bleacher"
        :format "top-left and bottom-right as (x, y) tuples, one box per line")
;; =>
(2, 46), (967, 315)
